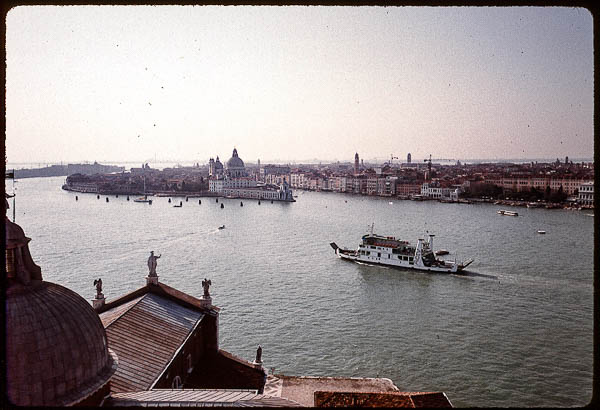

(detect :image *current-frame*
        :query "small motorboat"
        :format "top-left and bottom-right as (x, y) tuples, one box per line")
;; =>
(537, 230), (546, 234)
(218, 225), (225, 230)
(435, 249), (449, 256)
(134, 196), (152, 203)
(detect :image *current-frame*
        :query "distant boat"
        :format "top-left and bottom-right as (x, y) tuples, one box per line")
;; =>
(134, 196), (152, 203)
(537, 230), (546, 234)
(435, 249), (449, 256)
(497, 210), (518, 216)
(218, 225), (225, 230)
(134, 176), (152, 203)
(173, 201), (183, 208)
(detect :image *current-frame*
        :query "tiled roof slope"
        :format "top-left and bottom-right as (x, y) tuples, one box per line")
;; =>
(99, 292), (204, 393)
(96, 282), (219, 315)
(106, 389), (303, 407)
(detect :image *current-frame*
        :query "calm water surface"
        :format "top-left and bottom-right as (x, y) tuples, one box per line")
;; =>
(13, 177), (594, 407)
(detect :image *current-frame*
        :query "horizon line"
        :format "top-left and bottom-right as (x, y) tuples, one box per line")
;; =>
(6, 156), (594, 168)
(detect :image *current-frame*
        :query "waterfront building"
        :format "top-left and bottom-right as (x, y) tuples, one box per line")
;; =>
(382, 176), (397, 196)
(421, 181), (452, 199)
(484, 174), (591, 195)
(260, 165), (291, 186)
(578, 181), (594, 207)
(367, 176), (378, 195)
(396, 181), (422, 197)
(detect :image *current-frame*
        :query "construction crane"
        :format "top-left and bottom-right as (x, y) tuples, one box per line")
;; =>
(424, 154), (432, 173)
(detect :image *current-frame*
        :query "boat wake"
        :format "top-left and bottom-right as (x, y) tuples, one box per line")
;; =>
(453, 270), (498, 280)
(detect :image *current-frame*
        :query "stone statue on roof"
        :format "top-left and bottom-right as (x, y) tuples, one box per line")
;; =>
(255, 345), (262, 364)
(148, 251), (161, 276)
(202, 278), (211, 297)
(93, 278), (103, 299)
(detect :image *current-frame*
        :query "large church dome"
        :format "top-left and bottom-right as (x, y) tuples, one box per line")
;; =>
(5, 215), (117, 406)
(227, 148), (245, 169)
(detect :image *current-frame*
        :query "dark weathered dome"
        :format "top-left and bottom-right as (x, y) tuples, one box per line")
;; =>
(6, 281), (117, 406)
(227, 148), (245, 169)
(5, 217), (117, 406)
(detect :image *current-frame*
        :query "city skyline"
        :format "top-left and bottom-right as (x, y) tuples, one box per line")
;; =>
(6, 6), (594, 164)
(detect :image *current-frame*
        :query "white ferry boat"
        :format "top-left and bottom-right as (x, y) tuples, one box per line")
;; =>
(497, 209), (518, 216)
(330, 224), (473, 273)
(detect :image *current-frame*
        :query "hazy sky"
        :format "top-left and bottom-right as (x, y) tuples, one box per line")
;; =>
(5, 6), (594, 164)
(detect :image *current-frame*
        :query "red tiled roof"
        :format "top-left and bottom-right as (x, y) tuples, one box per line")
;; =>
(99, 293), (204, 393)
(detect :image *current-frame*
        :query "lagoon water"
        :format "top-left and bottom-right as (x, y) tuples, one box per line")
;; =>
(12, 177), (594, 407)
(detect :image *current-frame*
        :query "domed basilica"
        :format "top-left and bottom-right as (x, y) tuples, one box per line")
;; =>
(208, 148), (295, 202)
